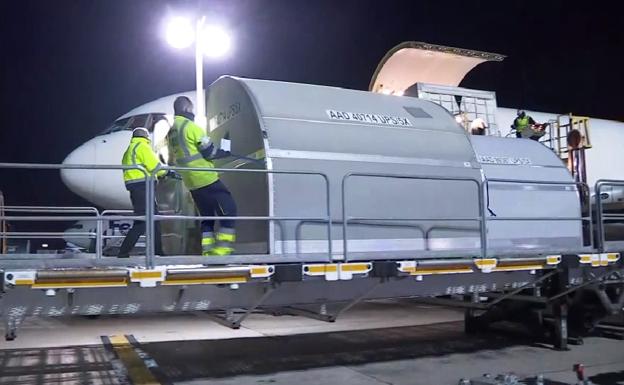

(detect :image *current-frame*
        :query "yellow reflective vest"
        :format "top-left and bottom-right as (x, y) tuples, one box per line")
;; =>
(515, 116), (530, 133)
(122, 137), (166, 188)
(167, 116), (219, 190)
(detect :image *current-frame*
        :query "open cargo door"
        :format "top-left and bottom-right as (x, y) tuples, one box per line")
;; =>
(370, 41), (504, 94)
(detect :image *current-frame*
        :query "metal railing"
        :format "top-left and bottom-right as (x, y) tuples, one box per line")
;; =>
(0, 206), (102, 253)
(1, 161), (622, 267)
(595, 179), (624, 252)
(486, 178), (593, 248)
(147, 165), (332, 266)
(0, 206), (101, 245)
(0, 163), (331, 266)
(0, 163), (150, 260)
(340, 173), (596, 261)
(341, 172), (486, 262)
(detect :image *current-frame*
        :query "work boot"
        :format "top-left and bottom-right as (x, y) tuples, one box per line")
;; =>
(211, 228), (235, 256)
(201, 231), (216, 256)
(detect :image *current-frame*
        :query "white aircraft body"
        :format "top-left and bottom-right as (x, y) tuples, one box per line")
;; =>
(60, 42), (624, 247)
(60, 97), (624, 209)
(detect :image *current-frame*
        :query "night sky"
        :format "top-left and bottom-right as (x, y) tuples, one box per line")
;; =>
(1, 1), (623, 217)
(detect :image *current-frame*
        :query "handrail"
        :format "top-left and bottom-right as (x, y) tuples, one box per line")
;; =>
(2, 206), (99, 214)
(595, 179), (624, 252)
(0, 161), (620, 267)
(0, 232), (95, 237)
(486, 178), (593, 248)
(0, 163), (149, 261)
(0, 206), (100, 253)
(341, 172), (486, 262)
(1, 215), (145, 221)
(101, 210), (134, 214)
(152, 166), (332, 264)
(340, 174), (595, 261)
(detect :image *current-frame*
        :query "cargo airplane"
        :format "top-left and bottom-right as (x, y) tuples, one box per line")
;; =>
(62, 42), (624, 249)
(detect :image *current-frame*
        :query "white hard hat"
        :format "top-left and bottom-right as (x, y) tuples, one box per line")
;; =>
(132, 127), (150, 139)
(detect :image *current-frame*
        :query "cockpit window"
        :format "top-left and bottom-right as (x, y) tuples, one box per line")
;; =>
(100, 113), (169, 135)
(128, 114), (149, 130)
(100, 117), (131, 135)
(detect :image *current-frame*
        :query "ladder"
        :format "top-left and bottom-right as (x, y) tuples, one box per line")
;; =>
(541, 114), (592, 184)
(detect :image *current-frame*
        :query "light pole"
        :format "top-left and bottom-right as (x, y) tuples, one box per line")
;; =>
(165, 16), (232, 129)
(194, 16), (206, 128)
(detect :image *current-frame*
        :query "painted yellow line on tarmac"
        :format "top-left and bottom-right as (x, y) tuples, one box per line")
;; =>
(108, 334), (161, 385)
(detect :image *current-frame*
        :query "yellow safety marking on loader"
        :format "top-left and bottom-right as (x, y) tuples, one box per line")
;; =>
(304, 264), (338, 274)
(129, 268), (166, 287)
(302, 264), (341, 281)
(250, 266), (274, 277)
(579, 254), (592, 264)
(416, 267), (474, 275)
(578, 253), (620, 267)
(474, 258), (498, 270)
(546, 255), (562, 265)
(411, 267), (474, 275)
(130, 271), (163, 279)
(108, 335), (161, 385)
(5, 271), (37, 286)
(396, 261), (416, 274)
(402, 266), (474, 275)
(31, 280), (128, 289)
(162, 276), (248, 286)
(340, 263), (372, 272)
(493, 264), (546, 272)
(606, 253), (620, 262)
(397, 261), (473, 276)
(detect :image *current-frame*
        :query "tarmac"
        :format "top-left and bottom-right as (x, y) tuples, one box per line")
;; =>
(1, 300), (622, 385)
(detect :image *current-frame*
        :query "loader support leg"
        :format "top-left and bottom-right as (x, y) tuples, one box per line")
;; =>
(553, 300), (569, 351)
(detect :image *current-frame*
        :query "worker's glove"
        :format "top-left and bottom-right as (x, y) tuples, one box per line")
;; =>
(199, 139), (217, 160)
(166, 170), (182, 180)
(211, 149), (232, 159)
(210, 136), (232, 159)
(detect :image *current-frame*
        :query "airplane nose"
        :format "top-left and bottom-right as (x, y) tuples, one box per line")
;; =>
(61, 141), (96, 203)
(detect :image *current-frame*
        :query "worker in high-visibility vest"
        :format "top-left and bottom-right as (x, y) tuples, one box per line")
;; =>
(118, 127), (169, 258)
(512, 110), (536, 138)
(167, 96), (238, 256)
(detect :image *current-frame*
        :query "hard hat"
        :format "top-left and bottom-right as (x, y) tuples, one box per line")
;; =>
(174, 96), (193, 114)
(132, 127), (150, 139)
(517, 109), (526, 116)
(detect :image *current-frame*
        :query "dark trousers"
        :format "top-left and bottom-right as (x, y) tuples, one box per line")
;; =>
(191, 180), (237, 234)
(118, 183), (163, 257)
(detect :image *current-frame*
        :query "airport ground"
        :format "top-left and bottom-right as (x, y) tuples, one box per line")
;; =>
(1, 300), (623, 385)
